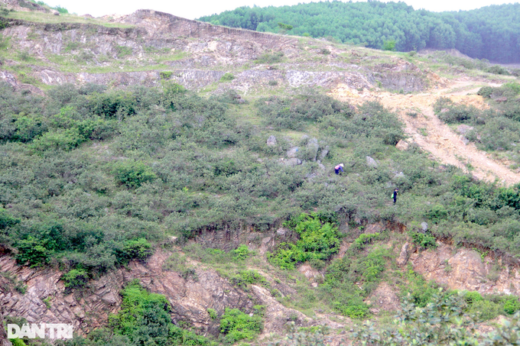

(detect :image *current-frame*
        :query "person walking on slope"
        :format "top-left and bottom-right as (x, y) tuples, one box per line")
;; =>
(335, 163), (344, 175)
(392, 189), (399, 205)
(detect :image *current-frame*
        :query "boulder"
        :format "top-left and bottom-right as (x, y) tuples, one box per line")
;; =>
(287, 147), (299, 158)
(307, 138), (319, 161)
(421, 222), (428, 232)
(285, 158), (302, 167)
(397, 242), (412, 266)
(267, 135), (277, 146)
(395, 140), (409, 151)
(366, 156), (378, 167)
(318, 146), (329, 161)
(457, 124), (474, 135)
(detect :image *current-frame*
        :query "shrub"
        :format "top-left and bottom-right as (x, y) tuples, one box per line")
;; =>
(409, 231), (437, 249)
(477, 86), (494, 98)
(231, 244), (251, 261)
(116, 238), (153, 264)
(112, 161), (157, 188)
(382, 40), (396, 51)
(208, 308), (217, 320)
(353, 233), (380, 249)
(469, 299), (501, 320)
(220, 308), (263, 343)
(62, 269), (89, 289)
(464, 291), (483, 305)
(231, 270), (266, 288)
(486, 65), (510, 75)
(268, 80), (278, 86)
(268, 213), (340, 269)
(15, 237), (52, 267)
(88, 91), (136, 119)
(503, 296), (520, 314)
(0, 208), (20, 230)
(160, 71), (173, 80)
(255, 52), (284, 64)
(220, 73), (235, 82)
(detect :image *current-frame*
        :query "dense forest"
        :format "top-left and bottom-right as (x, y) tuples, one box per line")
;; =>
(199, 1), (520, 63)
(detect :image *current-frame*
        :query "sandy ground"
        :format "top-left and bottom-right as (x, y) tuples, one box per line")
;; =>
(329, 79), (520, 186)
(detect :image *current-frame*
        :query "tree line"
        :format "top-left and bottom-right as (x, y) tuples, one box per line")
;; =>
(199, 1), (520, 63)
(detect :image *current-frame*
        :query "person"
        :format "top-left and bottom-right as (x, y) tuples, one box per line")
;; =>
(334, 163), (344, 175)
(392, 189), (399, 204)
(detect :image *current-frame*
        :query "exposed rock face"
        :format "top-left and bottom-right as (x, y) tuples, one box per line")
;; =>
(367, 282), (400, 312)
(0, 249), (321, 338)
(411, 242), (520, 295)
(396, 242), (413, 267)
(366, 156), (378, 167)
(395, 140), (409, 151)
(0, 10), (430, 93)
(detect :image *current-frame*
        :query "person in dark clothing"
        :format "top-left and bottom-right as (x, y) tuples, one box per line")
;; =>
(334, 163), (344, 175)
(392, 189), (398, 204)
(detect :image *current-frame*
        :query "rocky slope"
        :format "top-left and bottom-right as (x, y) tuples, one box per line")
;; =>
(0, 7), (430, 95)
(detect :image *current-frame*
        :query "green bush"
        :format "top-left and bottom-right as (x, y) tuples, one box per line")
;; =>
(477, 86), (494, 98)
(220, 73), (235, 82)
(231, 244), (251, 261)
(382, 40), (396, 51)
(353, 233), (380, 249)
(110, 280), (215, 345)
(409, 231), (437, 249)
(160, 71), (173, 80)
(116, 238), (153, 264)
(112, 161), (157, 188)
(268, 213), (340, 269)
(464, 291), (483, 305)
(231, 270), (266, 288)
(503, 296), (520, 314)
(469, 299), (501, 320)
(254, 51), (284, 64)
(220, 308), (263, 343)
(208, 308), (217, 320)
(62, 269), (89, 289)
(0, 208), (20, 230)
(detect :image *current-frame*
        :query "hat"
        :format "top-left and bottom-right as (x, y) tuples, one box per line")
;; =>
(339, 163), (344, 167)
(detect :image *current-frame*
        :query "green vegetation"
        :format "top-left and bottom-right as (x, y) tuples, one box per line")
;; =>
(62, 269), (89, 289)
(220, 73), (235, 82)
(220, 308), (263, 343)
(200, 1), (520, 63)
(268, 213), (340, 270)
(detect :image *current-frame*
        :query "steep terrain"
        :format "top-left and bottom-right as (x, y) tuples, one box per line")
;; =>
(1, 2), (520, 346)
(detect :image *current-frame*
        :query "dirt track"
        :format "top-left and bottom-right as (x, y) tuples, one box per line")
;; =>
(330, 80), (520, 186)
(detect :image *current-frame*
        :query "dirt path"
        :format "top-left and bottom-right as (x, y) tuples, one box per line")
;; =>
(330, 80), (520, 186)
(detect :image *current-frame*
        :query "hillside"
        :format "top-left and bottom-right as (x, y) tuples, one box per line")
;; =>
(2, 1), (520, 345)
(199, 1), (520, 64)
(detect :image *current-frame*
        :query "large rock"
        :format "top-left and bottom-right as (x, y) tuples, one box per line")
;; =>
(287, 147), (299, 158)
(307, 138), (319, 161)
(396, 242), (412, 267)
(366, 156), (378, 167)
(396, 140), (409, 151)
(267, 135), (277, 146)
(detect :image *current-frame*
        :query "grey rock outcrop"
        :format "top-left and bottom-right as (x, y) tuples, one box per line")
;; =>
(366, 156), (378, 167)
(267, 135), (277, 146)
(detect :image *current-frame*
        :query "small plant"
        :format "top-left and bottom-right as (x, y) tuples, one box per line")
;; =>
(409, 231), (437, 249)
(17, 51), (30, 61)
(220, 73), (235, 82)
(43, 296), (52, 309)
(268, 80), (278, 86)
(62, 269), (89, 289)
(220, 308), (263, 343)
(408, 50), (417, 57)
(115, 45), (133, 58)
(321, 49), (331, 55)
(382, 40), (396, 51)
(160, 71), (173, 80)
(112, 160), (157, 188)
(231, 245), (251, 261)
(353, 233), (380, 249)
(208, 308), (218, 320)
(419, 127), (428, 136)
(117, 238), (153, 264)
